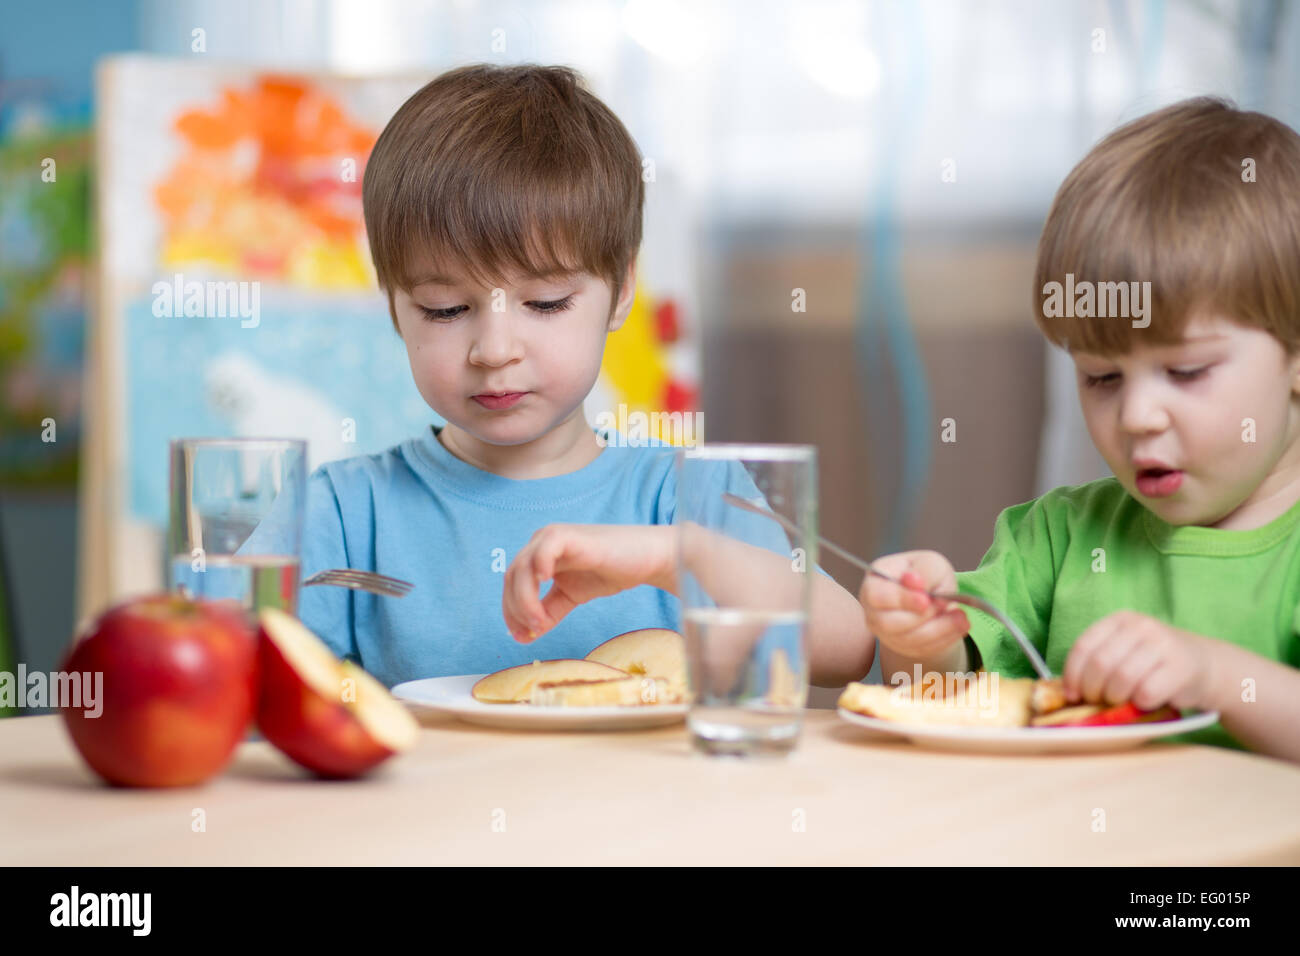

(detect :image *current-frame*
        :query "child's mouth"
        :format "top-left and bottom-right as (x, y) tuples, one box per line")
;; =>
(1135, 468), (1184, 497)
(472, 391), (528, 410)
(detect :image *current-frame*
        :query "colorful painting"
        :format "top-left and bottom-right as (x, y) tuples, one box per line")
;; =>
(153, 76), (375, 289)
(0, 101), (91, 489)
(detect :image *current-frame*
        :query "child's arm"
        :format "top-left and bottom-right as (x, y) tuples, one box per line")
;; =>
(501, 523), (874, 687)
(1064, 610), (1300, 764)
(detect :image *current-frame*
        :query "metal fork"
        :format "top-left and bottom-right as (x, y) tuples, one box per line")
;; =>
(302, 569), (413, 598)
(720, 492), (1052, 679)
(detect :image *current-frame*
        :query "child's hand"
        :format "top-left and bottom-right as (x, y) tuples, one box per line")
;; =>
(1063, 610), (1214, 710)
(857, 549), (970, 659)
(502, 524), (676, 643)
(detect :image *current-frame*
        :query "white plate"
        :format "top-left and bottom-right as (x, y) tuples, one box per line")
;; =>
(392, 675), (688, 731)
(836, 707), (1221, 755)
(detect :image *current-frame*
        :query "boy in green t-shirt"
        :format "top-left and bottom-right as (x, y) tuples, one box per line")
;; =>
(861, 98), (1300, 762)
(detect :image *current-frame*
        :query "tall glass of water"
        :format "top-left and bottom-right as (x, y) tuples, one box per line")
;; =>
(167, 438), (307, 618)
(675, 444), (817, 756)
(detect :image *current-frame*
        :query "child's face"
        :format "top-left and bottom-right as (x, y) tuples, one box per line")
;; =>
(392, 262), (632, 448)
(1072, 314), (1300, 528)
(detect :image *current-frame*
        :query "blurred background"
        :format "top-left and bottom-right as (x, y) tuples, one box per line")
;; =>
(3, 0), (1298, 711)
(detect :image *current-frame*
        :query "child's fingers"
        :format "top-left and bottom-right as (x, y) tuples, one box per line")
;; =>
(504, 542), (552, 642)
(540, 586), (578, 626)
(897, 571), (934, 611)
(502, 545), (530, 620)
(861, 569), (930, 614)
(1100, 641), (1164, 706)
(905, 550), (958, 594)
(1130, 666), (1180, 712)
(899, 570), (926, 590)
(892, 608), (971, 658)
(1071, 622), (1138, 703)
(866, 605), (940, 639)
(500, 554), (524, 637)
(531, 526), (570, 584)
(1062, 616), (1114, 699)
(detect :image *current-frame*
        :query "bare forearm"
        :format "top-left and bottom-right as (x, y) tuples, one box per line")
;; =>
(806, 570), (875, 686)
(670, 525), (874, 687)
(1204, 640), (1300, 764)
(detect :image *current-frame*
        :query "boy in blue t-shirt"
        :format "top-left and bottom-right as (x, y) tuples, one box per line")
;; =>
(268, 64), (873, 689)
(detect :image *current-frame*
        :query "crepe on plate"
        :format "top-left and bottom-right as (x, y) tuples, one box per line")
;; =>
(838, 675), (1178, 729)
(472, 628), (685, 707)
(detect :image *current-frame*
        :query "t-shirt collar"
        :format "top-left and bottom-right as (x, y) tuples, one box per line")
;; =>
(404, 423), (623, 508)
(1143, 488), (1300, 556)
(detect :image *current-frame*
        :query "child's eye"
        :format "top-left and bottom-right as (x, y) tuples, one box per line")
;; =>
(419, 304), (467, 322)
(528, 296), (574, 314)
(1082, 372), (1120, 388)
(1169, 366), (1209, 381)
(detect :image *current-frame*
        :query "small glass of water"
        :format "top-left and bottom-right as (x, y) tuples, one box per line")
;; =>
(675, 444), (817, 756)
(167, 438), (308, 619)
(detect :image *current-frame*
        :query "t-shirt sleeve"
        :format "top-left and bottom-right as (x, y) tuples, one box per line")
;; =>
(293, 467), (359, 663)
(235, 474), (305, 558)
(955, 494), (1062, 677)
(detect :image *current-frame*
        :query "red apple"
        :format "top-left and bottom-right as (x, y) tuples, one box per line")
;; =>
(256, 608), (417, 778)
(60, 593), (258, 787)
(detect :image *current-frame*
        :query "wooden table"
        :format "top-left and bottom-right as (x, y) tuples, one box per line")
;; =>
(3, 710), (1300, 865)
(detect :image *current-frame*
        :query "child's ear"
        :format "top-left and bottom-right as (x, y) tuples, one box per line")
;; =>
(606, 260), (638, 332)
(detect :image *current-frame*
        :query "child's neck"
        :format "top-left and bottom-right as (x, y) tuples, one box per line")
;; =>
(1210, 452), (1300, 530)
(437, 409), (603, 479)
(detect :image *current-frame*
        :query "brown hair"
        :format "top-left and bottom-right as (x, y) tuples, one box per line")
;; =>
(362, 64), (644, 328)
(1033, 97), (1300, 355)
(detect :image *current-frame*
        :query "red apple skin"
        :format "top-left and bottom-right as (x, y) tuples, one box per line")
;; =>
(256, 631), (395, 779)
(60, 594), (258, 787)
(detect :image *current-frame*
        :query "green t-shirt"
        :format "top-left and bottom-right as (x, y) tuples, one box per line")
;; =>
(956, 477), (1300, 750)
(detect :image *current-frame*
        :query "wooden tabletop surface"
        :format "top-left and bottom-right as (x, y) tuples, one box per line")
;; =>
(3, 710), (1300, 865)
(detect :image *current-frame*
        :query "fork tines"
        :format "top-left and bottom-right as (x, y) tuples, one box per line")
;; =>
(312, 569), (413, 595)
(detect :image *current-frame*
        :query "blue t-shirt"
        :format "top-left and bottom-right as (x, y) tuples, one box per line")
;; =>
(242, 425), (821, 687)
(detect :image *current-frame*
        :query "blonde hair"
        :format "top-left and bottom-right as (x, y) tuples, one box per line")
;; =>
(1034, 97), (1300, 355)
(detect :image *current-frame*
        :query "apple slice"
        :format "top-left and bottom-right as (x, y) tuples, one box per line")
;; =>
(257, 608), (418, 778)
(584, 628), (686, 701)
(472, 659), (627, 703)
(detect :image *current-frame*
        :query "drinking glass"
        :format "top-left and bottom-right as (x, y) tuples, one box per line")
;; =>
(675, 444), (817, 756)
(167, 438), (307, 618)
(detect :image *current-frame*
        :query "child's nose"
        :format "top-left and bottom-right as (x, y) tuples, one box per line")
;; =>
(1118, 385), (1171, 434)
(468, 313), (524, 366)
